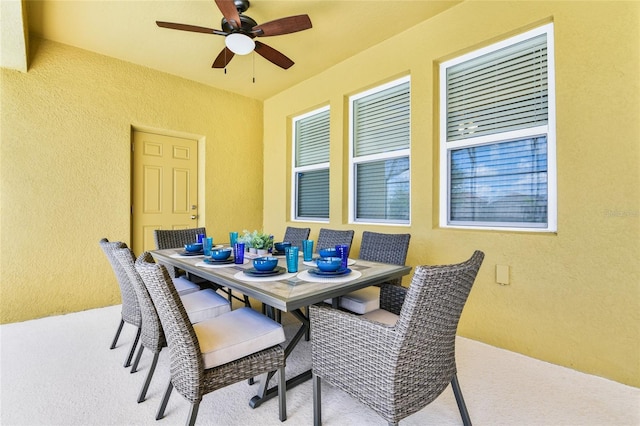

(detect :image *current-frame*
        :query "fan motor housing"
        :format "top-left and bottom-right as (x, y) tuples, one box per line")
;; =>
(221, 14), (258, 35)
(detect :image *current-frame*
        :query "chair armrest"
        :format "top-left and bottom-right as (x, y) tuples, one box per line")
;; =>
(379, 283), (407, 315)
(310, 303), (397, 333)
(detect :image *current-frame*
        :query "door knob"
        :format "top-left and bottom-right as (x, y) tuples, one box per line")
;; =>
(191, 215), (197, 220)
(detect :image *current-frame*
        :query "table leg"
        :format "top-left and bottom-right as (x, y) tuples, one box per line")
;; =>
(249, 308), (311, 408)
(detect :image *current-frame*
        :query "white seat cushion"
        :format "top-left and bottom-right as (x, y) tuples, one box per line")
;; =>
(194, 307), (286, 369)
(172, 276), (201, 296)
(180, 289), (231, 324)
(362, 308), (399, 326)
(339, 286), (381, 314)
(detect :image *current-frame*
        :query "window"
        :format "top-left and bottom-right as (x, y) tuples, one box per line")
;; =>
(349, 76), (411, 224)
(292, 106), (330, 221)
(440, 24), (556, 231)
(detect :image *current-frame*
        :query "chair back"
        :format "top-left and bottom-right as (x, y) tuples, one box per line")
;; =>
(114, 248), (165, 353)
(99, 239), (141, 327)
(359, 231), (411, 286)
(316, 228), (354, 250)
(282, 226), (311, 250)
(153, 227), (207, 277)
(153, 227), (207, 249)
(135, 253), (204, 403)
(393, 251), (484, 405)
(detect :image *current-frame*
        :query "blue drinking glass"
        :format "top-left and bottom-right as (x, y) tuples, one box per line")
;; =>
(335, 244), (349, 269)
(233, 243), (245, 264)
(285, 246), (299, 273)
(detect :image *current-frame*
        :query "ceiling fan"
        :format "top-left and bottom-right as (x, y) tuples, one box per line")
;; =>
(156, 0), (312, 70)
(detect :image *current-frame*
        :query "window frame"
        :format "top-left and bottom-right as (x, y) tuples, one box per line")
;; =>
(348, 76), (412, 225)
(439, 23), (557, 232)
(291, 105), (331, 223)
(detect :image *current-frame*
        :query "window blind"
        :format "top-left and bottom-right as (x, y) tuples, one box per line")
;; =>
(353, 81), (410, 156)
(293, 107), (330, 220)
(297, 169), (330, 219)
(296, 109), (330, 167)
(441, 24), (555, 231)
(351, 77), (410, 224)
(356, 157), (410, 222)
(450, 137), (548, 226)
(446, 33), (548, 142)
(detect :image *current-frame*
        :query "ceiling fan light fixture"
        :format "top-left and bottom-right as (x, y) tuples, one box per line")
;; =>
(157, 1), (311, 70)
(225, 33), (255, 55)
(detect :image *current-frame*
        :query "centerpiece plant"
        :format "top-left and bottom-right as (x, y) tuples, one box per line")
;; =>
(239, 230), (274, 253)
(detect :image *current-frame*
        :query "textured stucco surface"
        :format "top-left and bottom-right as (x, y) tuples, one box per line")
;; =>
(1, 37), (264, 322)
(263, 1), (640, 387)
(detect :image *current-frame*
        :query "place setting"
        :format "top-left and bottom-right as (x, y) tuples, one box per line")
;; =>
(298, 255), (362, 284)
(196, 247), (248, 268)
(171, 234), (222, 258)
(234, 254), (298, 282)
(302, 247), (356, 267)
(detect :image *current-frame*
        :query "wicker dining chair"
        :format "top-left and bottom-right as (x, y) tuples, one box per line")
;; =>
(99, 238), (141, 368)
(153, 227), (208, 279)
(114, 248), (231, 404)
(135, 253), (287, 425)
(338, 231), (411, 314)
(316, 228), (354, 251)
(282, 226), (311, 250)
(154, 227), (251, 307)
(310, 250), (485, 426)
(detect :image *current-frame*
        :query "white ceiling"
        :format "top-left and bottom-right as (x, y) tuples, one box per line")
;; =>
(17, 0), (461, 100)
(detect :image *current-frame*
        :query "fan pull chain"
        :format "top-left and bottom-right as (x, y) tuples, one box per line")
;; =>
(252, 52), (256, 83)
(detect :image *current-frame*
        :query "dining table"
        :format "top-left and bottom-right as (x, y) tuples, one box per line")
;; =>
(150, 247), (412, 408)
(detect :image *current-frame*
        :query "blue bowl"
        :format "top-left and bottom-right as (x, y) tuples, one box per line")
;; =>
(184, 243), (203, 252)
(253, 256), (279, 271)
(319, 248), (338, 258)
(210, 248), (232, 260)
(274, 241), (291, 252)
(316, 256), (342, 272)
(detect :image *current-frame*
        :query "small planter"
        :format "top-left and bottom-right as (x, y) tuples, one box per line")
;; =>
(239, 230), (274, 256)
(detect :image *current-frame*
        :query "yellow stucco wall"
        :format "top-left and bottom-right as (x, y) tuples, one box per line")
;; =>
(0, 37), (264, 323)
(263, 1), (640, 386)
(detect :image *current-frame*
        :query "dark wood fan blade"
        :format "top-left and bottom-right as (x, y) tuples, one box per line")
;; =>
(215, 0), (242, 29)
(156, 21), (227, 36)
(212, 47), (235, 68)
(254, 41), (294, 69)
(253, 15), (312, 37)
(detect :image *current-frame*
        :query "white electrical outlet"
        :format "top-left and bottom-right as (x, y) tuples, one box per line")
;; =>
(496, 265), (510, 285)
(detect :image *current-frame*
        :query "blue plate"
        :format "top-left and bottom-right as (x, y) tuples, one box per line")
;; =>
(243, 266), (286, 277)
(204, 257), (234, 264)
(180, 250), (203, 256)
(308, 267), (351, 277)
